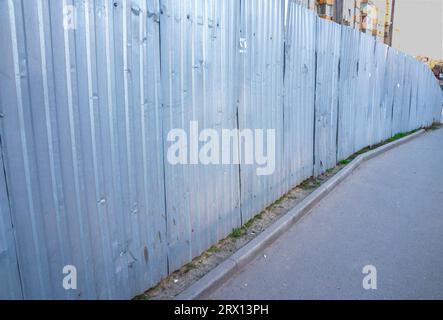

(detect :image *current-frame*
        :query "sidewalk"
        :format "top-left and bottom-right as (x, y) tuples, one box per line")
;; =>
(208, 128), (443, 300)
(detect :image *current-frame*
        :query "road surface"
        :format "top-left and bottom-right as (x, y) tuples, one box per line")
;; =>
(208, 128), (443, 300)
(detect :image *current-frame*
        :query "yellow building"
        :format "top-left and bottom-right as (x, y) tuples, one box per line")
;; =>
(340, 0), (392, 43)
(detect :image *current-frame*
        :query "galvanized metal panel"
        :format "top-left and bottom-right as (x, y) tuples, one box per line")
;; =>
(0, 0), (167, 299)
(159, 0), (242, 272)
(415, 61), (425, 128)
(363, 33), (377, 148)
(398, 53), (412, 133)
(283, 2), (316, 190)
(314, 18), (341, 175)
(407, 58), (420, 131)
(354, 32), (374, 151)
(378, 43), (394, 141)
(0, 140), (22, 300)
(404, 55), (416, 132)
(391, 50), (407, 135)
(0, 0), (24, 301)
(238, 0), (285, 222)
(337, 26), (360, 161)
(370, 41), (389, 145)
(383, 47), (396, 139)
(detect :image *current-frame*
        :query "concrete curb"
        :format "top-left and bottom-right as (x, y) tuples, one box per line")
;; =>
(175, 129), (426, 300)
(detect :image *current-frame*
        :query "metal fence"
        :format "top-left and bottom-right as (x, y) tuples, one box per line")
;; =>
(0, 0), (441, 299)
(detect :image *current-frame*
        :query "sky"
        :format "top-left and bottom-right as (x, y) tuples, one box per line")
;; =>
(284, 1), (442, 60)
(392, 0), (443, 60)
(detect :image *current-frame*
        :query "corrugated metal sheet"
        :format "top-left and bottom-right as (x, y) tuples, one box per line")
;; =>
(237, 0), (285, 222)
(283, 2), (316, 190)
(337, 26), (360, 161)
(0, 0), (167, 299)
(392, 50), (407, 135)
(0, 0), (441, 300)
(0, 147), (22, 299)
(407, 55), (420, 132)
(355, 32), (375, 151)
(375, 42), (392, 142)
(159, 0), (242, 272)
(314, 18), (341, 175)
(371, 41), (389, 144)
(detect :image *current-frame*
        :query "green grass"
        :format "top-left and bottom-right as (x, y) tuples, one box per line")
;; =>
(230, 228), (246, 239)
(384, 132), (410, 143)
(229, 212), (265, 239)
(339, 159), (352, 166)
(207, 246), (220, 254)
(337, 129), (420, 167)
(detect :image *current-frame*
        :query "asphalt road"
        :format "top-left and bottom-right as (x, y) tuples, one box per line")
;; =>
(209, 128), (443, 300)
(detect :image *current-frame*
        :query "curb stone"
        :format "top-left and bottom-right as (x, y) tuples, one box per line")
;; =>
(175, 129), (425, 300)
